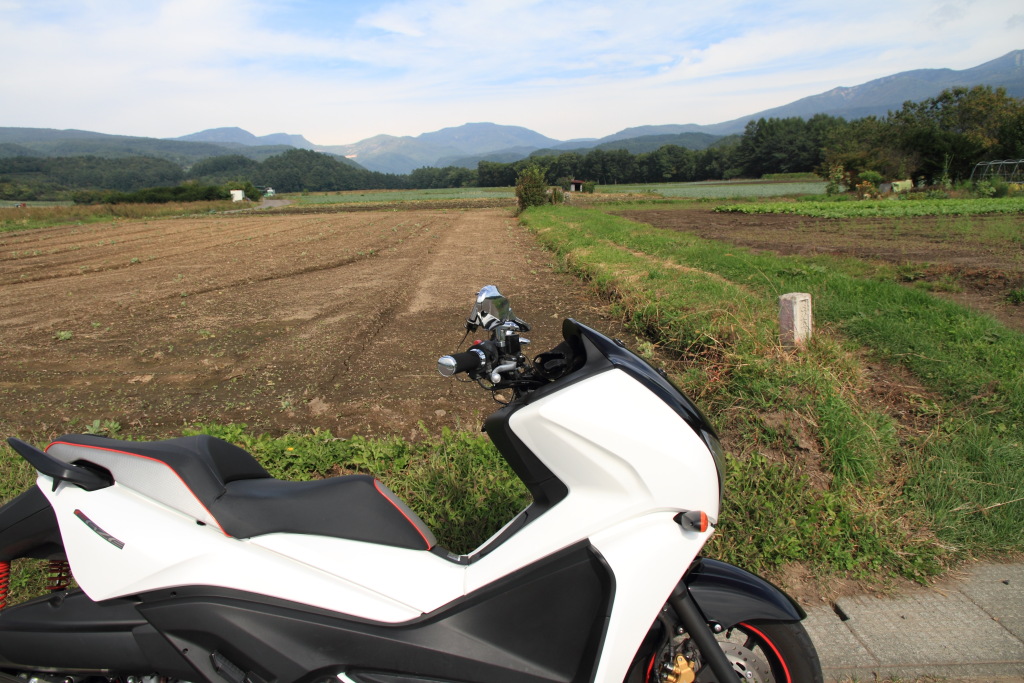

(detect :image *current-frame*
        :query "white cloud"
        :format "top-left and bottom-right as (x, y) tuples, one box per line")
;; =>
(0, 0), (1020, 143)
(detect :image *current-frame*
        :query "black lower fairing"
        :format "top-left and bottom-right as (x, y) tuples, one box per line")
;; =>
(0, 487), (64, 562)
(0, 542), (614, 683)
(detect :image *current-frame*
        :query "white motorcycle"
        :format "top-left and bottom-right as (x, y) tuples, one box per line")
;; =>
(0, 285), (822, 683)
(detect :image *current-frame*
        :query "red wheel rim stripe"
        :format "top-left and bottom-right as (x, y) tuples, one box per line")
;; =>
(738, 621), (792, 683)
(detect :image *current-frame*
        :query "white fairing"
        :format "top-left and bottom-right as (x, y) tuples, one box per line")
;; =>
(477, 369), (720, 681)
(39, 481), (461, 621)
(36, 366), (721, 683)
(465, 367), (719, 584)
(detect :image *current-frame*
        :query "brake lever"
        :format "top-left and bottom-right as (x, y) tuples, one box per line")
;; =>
(489, 361), (519, 384)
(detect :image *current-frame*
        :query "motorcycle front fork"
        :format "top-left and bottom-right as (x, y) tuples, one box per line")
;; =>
(662, 588), (737, 683)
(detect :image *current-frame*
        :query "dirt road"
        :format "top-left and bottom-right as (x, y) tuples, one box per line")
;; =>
(0, 209), (622, 441)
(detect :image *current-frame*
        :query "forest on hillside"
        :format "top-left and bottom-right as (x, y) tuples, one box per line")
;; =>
(2, 86), (1021, 202)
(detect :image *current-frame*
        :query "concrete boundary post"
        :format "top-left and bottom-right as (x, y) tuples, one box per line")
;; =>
(779, 292), (812, 348)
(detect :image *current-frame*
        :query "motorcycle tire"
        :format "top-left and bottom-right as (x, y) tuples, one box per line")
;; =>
(707, 619), (823, 683)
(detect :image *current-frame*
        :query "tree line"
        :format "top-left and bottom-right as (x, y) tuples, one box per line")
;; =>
(0, 149), (410, 201)
(506, 86), (1023, 188)
(2, 86), (1021, 202)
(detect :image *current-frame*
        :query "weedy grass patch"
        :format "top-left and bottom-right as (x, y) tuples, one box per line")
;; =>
(0, 201), (242, 232)
(520, 204), (1023, 580)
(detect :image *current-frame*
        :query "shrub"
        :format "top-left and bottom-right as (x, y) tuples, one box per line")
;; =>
(514, 166), (548, 214)
(824, 163), (847, 195)
(858, 170), (884, 187)
(854, 181), (875, 199)
(975, 178), (1010, 199)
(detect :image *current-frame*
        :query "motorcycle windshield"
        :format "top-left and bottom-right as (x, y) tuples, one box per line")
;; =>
(468, 285), (516, 330)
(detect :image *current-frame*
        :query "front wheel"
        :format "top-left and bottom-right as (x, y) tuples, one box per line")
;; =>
(643, 619), (823, 683)
(709, 620), (822, 683)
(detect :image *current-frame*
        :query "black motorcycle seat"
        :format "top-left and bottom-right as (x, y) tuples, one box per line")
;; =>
(215, 476), (436, 550)
(46, 434), (436, 551)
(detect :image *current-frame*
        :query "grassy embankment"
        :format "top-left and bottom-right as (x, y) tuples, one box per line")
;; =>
(518, 203), (1022, 583)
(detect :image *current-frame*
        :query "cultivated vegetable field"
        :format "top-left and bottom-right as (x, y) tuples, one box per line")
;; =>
(716, 196), (1024, 218)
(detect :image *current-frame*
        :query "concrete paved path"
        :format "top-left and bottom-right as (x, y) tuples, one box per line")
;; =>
(802, 561), (1023, 682)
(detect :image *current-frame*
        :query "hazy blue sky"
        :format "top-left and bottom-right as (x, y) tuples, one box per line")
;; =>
(2, 0), (1021, 145)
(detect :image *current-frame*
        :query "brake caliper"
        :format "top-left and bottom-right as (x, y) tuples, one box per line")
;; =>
(664, 653), (696, 683)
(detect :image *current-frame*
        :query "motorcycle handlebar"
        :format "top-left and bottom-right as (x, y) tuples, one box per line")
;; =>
(437, 349), (486, 377)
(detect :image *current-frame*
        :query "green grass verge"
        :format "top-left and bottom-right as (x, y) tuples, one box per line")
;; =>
(519, 204), (1023, 580)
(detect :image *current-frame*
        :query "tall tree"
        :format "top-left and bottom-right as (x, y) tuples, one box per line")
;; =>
(731, 115), (845, 178)
(887, 86), (1024, 182)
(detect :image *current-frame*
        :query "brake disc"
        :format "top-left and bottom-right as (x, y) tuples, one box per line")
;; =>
(719, 641), (774, 682)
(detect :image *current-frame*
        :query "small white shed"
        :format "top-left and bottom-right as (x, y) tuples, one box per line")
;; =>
(230, 189), (245, 202)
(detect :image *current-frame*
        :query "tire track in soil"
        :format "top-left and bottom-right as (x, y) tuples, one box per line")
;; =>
(211, 209), (591, 440)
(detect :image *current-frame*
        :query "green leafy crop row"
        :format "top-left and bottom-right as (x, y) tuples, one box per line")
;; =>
(714, 196), (1024, 218)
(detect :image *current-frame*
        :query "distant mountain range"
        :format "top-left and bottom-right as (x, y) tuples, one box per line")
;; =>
(3, 50), (1021, 175)
(0, 127), (299, 166)
(174, 127), (316, 150)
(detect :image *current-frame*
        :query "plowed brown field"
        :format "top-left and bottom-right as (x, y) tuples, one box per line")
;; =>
(0, 208), (626, 441)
